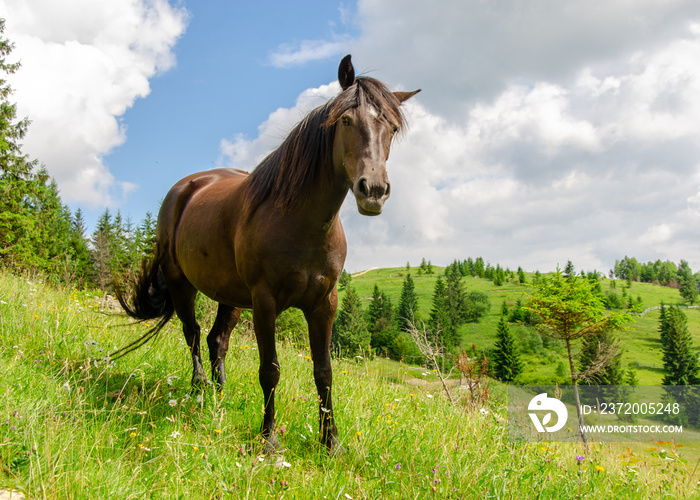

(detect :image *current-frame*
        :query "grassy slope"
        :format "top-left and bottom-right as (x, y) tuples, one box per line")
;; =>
(1, 271), (699, 499)
(343, 267), (700, 385)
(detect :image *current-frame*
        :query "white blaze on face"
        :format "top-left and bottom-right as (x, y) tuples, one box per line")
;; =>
(367, 105), (380, 120)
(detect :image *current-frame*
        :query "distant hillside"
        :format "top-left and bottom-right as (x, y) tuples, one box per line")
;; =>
(340, 266), (700, 385)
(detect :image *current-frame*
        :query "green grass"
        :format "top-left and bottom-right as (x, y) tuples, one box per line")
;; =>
(1, 271), (700, 498)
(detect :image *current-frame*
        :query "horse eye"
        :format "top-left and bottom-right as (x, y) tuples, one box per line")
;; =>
(392, 126), (399, 134)
(341, 116), (352, 126)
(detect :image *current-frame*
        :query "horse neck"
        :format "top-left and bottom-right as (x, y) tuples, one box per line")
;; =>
(295, 159), (349, 232)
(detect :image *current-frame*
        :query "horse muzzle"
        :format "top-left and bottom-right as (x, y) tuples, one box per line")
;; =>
(353, 176), (391, 216)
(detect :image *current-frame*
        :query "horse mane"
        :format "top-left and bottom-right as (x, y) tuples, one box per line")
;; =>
(243, 76), (407, 214)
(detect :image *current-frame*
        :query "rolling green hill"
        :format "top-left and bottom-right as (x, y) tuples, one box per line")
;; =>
(341, 266), (700, 385)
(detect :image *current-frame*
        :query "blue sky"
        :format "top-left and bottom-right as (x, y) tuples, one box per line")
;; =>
(5, 0), (700, 273)
(95, 1), (359, 223)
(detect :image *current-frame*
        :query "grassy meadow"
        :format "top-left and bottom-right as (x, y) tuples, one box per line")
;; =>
(1, 270), (700, 498)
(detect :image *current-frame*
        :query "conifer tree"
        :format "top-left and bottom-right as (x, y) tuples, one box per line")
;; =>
(661, 305), (700, 385)
(493, 264), (505, 286)
(333, 286), (370, 356)
(428, 276), (451, 344)
(338, 269), (351, 289)
(366, 283), (396, 355)
(137, 211), (157, 258)
(491, 316), (523, 382)
(517, 266), (527, 284)
(91, 209), (113, 291)
(64, 208), (92, 285)
(659, 303), (668, 345)
(397, 273), (418, 332)
(474, 257), (485, 278)
(678, 260), (698, 305)
(367, 283), (393, 331)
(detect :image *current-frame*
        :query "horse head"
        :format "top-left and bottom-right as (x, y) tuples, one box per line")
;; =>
(332, 55), (420, 216)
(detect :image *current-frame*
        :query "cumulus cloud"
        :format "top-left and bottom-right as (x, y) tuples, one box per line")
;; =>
(221, 13), (700, 273)
(2, 0), (188, 206)
(352, 0), (700, 119)
(219, 83), (341, 168)
(268, 36), (351, 68)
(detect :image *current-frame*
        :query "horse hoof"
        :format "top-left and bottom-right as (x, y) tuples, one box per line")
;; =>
(263, 434), (279, 454)
(191, 376), (212, 390)
(329, 443), (345, 457)
(325, 436), (345, 456)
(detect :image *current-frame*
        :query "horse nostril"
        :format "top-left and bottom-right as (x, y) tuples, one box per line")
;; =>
(358, 178), (369, 197)
(384, 183), (391, 197)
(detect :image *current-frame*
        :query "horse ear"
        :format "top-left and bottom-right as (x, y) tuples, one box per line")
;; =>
(338, 54), (355, 90)
(394, 89), (421, 103)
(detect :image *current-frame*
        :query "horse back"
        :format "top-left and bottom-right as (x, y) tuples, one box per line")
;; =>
(157, 169), (251, 301)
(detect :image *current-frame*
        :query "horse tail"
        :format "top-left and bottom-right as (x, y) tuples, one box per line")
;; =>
(110, 245), (175, 360)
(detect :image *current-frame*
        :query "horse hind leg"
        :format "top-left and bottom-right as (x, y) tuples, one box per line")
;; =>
(168, 281), (209, 388)
(207, 304), (242, 387)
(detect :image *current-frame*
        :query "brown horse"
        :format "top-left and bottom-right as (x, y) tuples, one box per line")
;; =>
(114, 55), (419, 451)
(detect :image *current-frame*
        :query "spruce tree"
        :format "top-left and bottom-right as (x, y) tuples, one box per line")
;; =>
(661, 306), (700, 385)
(493, 264), (505, 286)
(367, 284), (393, 331)
(367, 283), (384, 330)
(491, 316), (523, 382)
(517, 266), (526, 284)
(444, 266), (467, 344)
(366, 284), (396, 356)
(91, 209), (113, 291)
(333, 286), (370, 356)
(678, 260), (698, 305)
(428, 276), (451, 345)
(564, 260), (576, 278)
(474, 257), (485, 278)
(659, 303), (668, 345)
(338, 269), (351, 289)
(397, 273), (418, 332)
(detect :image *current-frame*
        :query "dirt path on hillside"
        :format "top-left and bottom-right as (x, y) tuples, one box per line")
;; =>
(351, 267), (379, 277)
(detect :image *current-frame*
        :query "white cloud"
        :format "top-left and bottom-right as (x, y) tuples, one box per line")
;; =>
(219, 83), (341, 169)
(2, 0), (188, 206)
(352, 0), (700, 118)
(222, 16), (700, 273)
(268, 36), (350, 68)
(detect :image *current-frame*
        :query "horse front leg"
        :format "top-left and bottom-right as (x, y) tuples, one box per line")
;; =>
(252, 294), (280, 452)
(304, 294), (342, 452)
